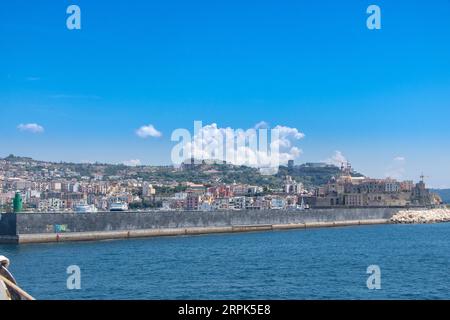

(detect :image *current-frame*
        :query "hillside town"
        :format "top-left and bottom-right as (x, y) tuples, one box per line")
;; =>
(0, 155), (441, 213)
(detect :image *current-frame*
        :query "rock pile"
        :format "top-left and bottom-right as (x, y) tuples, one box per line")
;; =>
(391, 208), (450, 224)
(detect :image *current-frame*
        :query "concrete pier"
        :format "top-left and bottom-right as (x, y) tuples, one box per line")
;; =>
(1, 219), (390, 244)
(0, 208), (398, 244)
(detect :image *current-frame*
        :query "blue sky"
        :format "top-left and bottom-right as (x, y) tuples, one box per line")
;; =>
(1, 1), (450, 187)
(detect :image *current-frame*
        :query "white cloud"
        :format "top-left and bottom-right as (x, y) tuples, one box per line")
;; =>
(325, 151), (347, 167)
(178, 122), (304, 169)
(270, 125), (305, 149)
(123, 159), (142, 166)
(385, 156), (406, 179)
(17, 123), (44, 133)
(273, 125), (305, 140)
(290, 146), (302, 158)
(136, 124), (162, 138)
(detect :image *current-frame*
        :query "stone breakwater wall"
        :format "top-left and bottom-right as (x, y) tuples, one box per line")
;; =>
(0, 207), (402, 244)
(391, 208), (450, 224)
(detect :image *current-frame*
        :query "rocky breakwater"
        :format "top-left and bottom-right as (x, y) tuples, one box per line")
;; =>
(391, 208), (450, 224)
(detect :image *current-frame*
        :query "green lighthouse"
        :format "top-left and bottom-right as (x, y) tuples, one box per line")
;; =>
(13, 192), (23, 213)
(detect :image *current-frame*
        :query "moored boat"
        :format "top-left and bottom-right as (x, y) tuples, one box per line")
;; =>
(74, 203), (98, 213)
(109, 201), (128, 212)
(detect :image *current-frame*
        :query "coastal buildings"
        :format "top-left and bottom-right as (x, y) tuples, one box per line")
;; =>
(311, 164), (437, 207)
(142, 182), (156, 198)
(0, 155), (441, 213)
(284, 176), (304, 194)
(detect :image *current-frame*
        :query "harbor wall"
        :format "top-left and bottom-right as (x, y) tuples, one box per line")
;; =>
(0, 207), (401, 244)
(0, 213), (16, 236)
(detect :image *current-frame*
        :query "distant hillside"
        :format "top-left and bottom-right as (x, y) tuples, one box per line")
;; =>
(430, 189), (450, 203)
(3, 154), (34, 162)
(277, 163), (364, 187)
(1, 155), (363, 188)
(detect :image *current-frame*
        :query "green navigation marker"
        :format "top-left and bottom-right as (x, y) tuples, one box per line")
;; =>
(13, 192), (23, 213)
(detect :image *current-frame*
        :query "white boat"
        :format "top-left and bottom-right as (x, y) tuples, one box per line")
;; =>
(109, 202), (128, 212)
(74, 204), (98, 213)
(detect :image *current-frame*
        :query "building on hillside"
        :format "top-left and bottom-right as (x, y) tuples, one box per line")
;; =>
(142, 182), (156, 197)
(312, 171), (433, 208)
(185, 193), (201, 211)
(284, 176), (304, 194)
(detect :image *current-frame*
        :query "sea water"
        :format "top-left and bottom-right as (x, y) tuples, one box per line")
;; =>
(1, 223), (449, 300)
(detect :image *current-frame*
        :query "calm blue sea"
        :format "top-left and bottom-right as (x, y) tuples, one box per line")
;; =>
(1, 223), (449, 300)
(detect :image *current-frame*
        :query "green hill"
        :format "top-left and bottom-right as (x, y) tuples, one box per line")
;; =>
(2, 155), (363, 189)
(277, 163), (364, 187)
